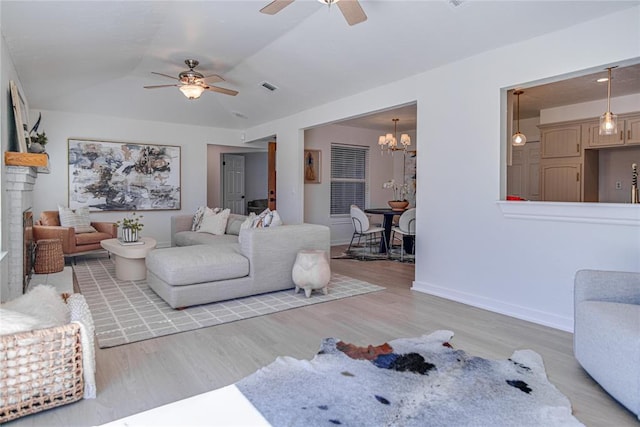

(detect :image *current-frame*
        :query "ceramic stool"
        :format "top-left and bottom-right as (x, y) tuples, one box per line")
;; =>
(292, 249), (331, 298)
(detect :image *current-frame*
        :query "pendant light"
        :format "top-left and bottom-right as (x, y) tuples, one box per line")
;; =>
(512, 90), (527, 147)
(599, 66), (618, 136)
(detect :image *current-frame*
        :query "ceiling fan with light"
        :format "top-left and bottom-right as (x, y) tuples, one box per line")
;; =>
(144, 59), (239, 100)
(260, 0), (367, 26)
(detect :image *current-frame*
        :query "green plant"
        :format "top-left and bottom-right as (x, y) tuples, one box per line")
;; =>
(116, 211), (144, 231)
(30, 131), (48, 146)
(29, 112), (47, 146)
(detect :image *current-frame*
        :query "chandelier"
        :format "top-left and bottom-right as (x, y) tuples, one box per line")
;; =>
(378, 118), (411, 154)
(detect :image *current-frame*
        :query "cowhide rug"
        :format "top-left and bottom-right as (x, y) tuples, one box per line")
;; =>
(236, 330), (583, 426)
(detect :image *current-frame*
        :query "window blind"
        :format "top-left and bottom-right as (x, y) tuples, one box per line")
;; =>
(331, 144), (368, 215)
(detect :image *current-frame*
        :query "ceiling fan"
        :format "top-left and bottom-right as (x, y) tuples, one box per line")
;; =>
(260, 0), (367, 26)
(144, 59), (239, 100)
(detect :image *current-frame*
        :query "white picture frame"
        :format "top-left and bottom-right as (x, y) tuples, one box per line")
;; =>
(10, 81), (30, 153)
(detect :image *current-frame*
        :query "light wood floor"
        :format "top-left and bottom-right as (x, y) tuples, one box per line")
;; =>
(7, 246), (637, 426)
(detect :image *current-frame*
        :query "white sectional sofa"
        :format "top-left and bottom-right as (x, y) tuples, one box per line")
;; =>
(146, 214), (330, 308)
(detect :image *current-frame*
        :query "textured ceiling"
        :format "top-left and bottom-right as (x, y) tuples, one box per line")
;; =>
(1, 1), (637, 130)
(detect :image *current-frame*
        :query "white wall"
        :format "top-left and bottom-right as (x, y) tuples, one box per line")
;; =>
(31, 110), (242, 248)
(243, 6), (640, 332)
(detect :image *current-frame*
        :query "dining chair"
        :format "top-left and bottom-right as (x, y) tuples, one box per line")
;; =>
(348, 205), (388, 256)
(391, 208), (415, 262)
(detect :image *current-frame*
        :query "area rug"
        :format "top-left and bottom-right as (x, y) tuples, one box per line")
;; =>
(332, 246), (414, 263)
(73, 258), (384, 348)
(237, 330), (584, 426)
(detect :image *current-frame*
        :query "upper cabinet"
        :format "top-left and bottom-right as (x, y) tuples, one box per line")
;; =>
(540, 124), (581, 158)
(585, 112), (640, 148)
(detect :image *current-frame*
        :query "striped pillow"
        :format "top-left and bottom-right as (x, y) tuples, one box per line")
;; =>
(58, 205), (97, 234)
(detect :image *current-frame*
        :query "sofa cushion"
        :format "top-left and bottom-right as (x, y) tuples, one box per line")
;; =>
(146, 244), (249, 286)
(174, 231), (239, 247)
(75, 231), (114, 245)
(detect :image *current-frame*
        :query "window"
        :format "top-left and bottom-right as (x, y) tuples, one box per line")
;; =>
(331, 144), (369, 215)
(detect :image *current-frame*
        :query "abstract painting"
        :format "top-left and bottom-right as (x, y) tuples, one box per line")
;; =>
(68, 139), (181, 211)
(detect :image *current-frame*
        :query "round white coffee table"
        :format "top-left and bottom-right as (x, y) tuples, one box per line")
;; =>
(100, 237), (157, 281)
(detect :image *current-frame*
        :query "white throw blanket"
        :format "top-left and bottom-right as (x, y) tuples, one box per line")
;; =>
(67, 294), (97, 398)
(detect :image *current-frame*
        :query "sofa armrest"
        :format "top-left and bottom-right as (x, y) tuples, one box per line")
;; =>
(33, 225), (77, 253)
(171, 215), (194, 246)
(239, 224), (330, 293)
(575, 269), (640, 305)
(91, 222), (117, 238)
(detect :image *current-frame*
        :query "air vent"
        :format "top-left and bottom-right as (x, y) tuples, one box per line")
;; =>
(260, 81), (278, 92)
(449, 0), (465, 7)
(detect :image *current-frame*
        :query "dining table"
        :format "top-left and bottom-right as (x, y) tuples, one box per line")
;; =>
(364, 207), (414, 255)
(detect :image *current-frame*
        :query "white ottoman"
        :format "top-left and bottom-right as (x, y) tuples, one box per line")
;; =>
(292, 250), (331, 298)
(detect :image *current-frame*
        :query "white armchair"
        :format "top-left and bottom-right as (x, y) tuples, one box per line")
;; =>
(574, 269), (640, 419)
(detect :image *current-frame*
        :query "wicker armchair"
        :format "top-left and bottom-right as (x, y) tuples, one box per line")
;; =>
(33, 211), (117, 262)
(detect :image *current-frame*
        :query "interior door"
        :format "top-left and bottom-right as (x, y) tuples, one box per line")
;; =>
(223, 154), (246, 214)
(268, 141), (277, 211)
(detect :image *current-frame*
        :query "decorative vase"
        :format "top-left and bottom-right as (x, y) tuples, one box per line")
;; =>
(28, 142), (45, 153)
(388, 200), (409, 211)
(121, 228), (139, 243)
(292, 250), (331, 298)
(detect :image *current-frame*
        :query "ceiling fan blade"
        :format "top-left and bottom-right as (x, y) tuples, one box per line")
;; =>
(204, 85), (239, 96)
(337, 0), (367, 26)
(151, 71), (179, 80)
(260, 0), (295, 15)
(201, 74), (225, 83)
(144, 84), (178, 89)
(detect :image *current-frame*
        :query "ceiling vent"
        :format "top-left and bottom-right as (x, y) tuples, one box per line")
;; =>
(260, 81), (278, 92)
(449, 0), (465, 7)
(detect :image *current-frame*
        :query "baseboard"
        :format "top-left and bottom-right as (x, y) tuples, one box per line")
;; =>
(411, 280), (574, 333)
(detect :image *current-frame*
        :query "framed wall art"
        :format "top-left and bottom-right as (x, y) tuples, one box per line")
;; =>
(10, 81), (30, 153)
(304, 149), (321, 184)
(68, 139), (181, 211)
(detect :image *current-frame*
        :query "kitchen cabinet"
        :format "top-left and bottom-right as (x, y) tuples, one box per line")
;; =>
(585, 113), (640, 147)
(540, 124), (581, 158)
(540, 160), (581, 202)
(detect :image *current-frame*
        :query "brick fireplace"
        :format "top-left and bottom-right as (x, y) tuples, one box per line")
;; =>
(5, 165), (38, 301)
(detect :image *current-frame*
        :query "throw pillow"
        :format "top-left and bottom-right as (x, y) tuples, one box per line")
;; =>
(197, 208), (230, 235)
(226, 215), (247, 236)
(191, 206), (220, 231)
(252, 208), (283, 228)
(58, 205), (97, 234)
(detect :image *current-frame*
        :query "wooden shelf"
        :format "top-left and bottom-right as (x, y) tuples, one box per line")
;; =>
(4, 152), (48, 167)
